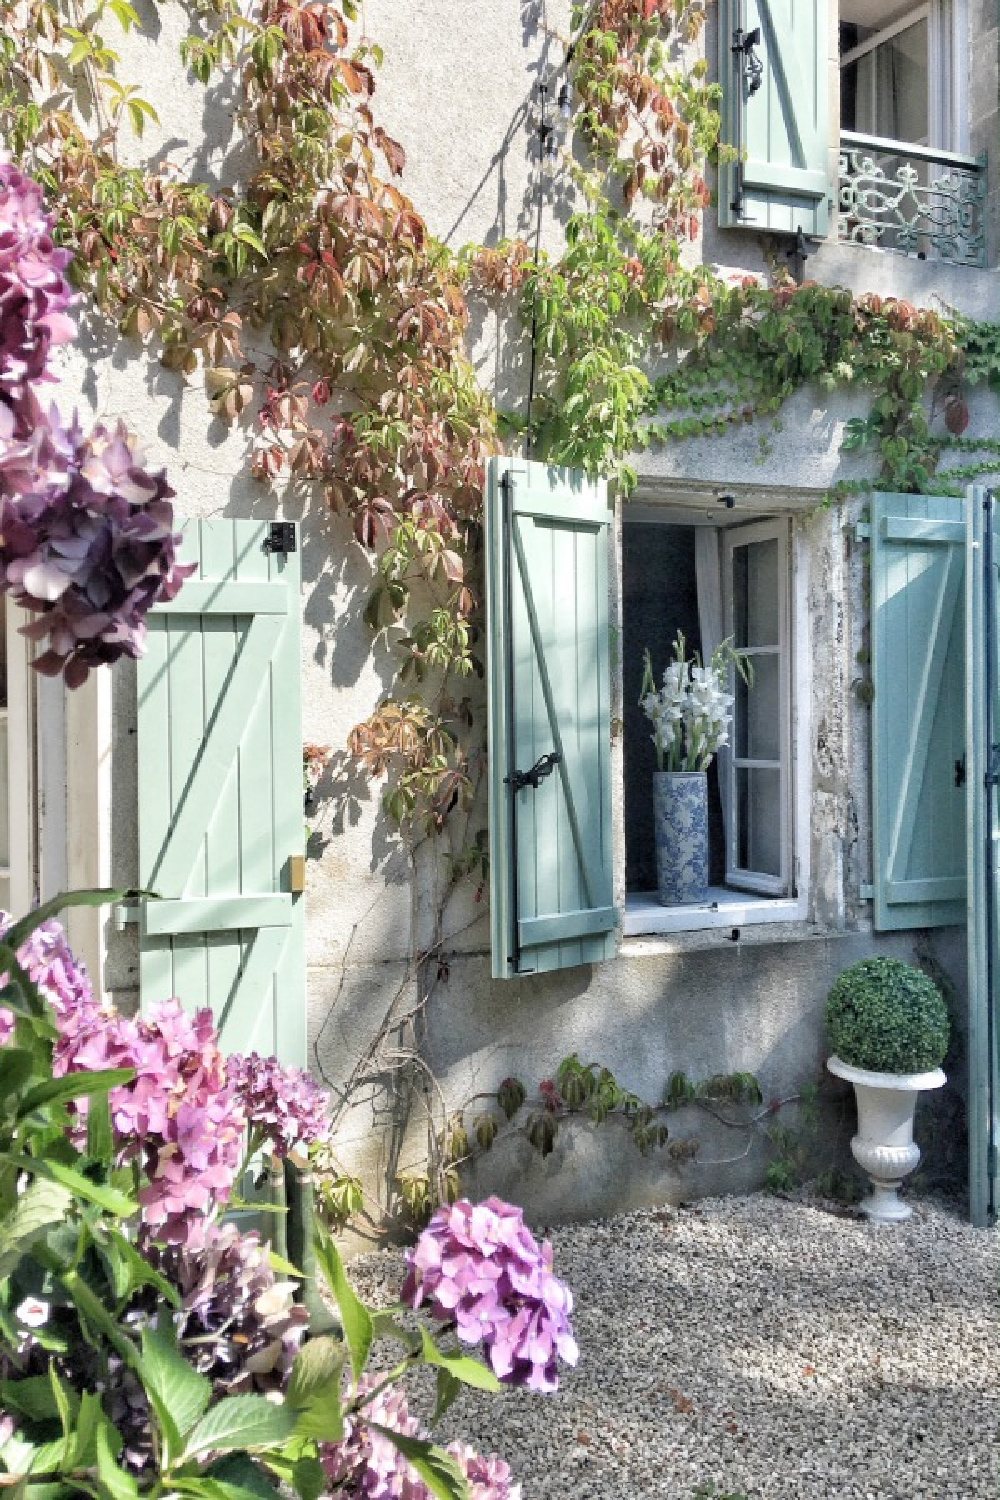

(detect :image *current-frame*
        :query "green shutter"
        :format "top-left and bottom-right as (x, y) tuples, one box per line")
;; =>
(965, 485), (1000, 1227)
(870, 492), (966, 931)
(718, 0), (830, 236)
(137, 519), (306, 1063)
(485, 458), (618, 979)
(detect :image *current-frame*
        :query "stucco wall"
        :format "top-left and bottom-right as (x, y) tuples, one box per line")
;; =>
(55, 0), (997, 1229)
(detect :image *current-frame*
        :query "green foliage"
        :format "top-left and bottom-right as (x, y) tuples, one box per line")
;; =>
(0, 896), (533, 1500)
(826, 957), (951, 1074)
(5, 0), (1000, 849)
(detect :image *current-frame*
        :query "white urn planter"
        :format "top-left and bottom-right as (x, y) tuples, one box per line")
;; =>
(827, 1055), (946, 1223)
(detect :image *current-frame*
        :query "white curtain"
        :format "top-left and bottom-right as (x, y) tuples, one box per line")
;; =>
(694, 526), (731, 859)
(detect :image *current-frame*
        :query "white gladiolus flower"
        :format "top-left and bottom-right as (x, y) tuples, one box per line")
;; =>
(641, 635), (747, 772)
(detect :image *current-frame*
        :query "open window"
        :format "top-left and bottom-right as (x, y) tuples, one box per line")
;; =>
(622, 507), (806, 936)
(837, 1), (983, 263)
(839, 1), (964, 153)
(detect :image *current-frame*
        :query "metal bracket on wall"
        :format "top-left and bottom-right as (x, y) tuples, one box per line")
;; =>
(264, 522), (297, 555)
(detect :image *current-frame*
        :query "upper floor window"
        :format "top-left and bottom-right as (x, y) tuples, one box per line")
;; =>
(839, 1), (966, 153)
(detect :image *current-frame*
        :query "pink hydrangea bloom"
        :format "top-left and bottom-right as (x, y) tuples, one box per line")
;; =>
(321, 1379), (521, 1500)
(0, 160), (75, 431)
(54, 996), (247, 1246)
(0, 909), (93, 1040)
(401, 1197), (578, 1392)
(226, 1051), (331, 1157)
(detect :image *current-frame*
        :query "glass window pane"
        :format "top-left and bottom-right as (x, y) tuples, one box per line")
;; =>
(735, 654), (781, 761)
(736, 766), (782, 878)
(733, 539), (780, 648)
(841, 18), (929, 144)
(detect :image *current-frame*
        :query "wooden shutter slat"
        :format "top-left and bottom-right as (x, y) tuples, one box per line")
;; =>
(213, 925), (289, 1057)
(485, 459), (618, 979)
(154, 580), (288, 614)
(147, 614), (283, 895)
(884, 878), (965, 903)
(512, 516), (595, 908)
(882, 518), (966, 544)
(886, 542), (963, 891)
(743, 164), (828, 194)
(138, 520), (305, 1064)
(144, 894), (293, 935)
(718, 0), (829, 235)
(871, 493), (966, 930)
(518, 907), (618, 947)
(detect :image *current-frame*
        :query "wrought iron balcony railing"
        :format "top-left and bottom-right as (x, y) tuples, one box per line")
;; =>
(839, 131), (986, 268)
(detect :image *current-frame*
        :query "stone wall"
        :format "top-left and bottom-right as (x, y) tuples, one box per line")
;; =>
(55, 0), (999, 1231)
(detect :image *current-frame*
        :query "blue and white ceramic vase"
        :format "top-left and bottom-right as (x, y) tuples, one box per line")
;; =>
(653, 771), (708, 905)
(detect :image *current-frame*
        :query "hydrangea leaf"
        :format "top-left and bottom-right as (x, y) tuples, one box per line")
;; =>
(0, 1175), (73, 1281)
(95, 1417), (139, 1500)
(3, 1153), (136, 1217)
(139, 1324), (212, 1460)
(419, 1327), (501, 1393)
(286, 1335), (346, 1443)
(2, 889), (137, 953)
(181, 1395), (297, 1461)
(17, 1067), (136, 1121)
(312, 1228), (372, 1384)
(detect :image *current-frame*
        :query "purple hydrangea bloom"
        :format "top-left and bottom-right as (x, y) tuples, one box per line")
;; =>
(446, 1442), (522, 1500)
(0, 160), (76, 431)
(321, 1379), (521, 1500)
(0, 411), (193, 688)
(57, 998), (247, 1246)
(0, 909), (94, 1040)
(226, 1050), (332, 1157)
(0, 163), (191, 688)
(401, 1197), (578, 1392)
(148, 1221), (308, 1393)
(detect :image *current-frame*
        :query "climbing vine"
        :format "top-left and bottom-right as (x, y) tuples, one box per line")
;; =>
(5, 0), (998, 1230)
(3, 0), (1000, 825)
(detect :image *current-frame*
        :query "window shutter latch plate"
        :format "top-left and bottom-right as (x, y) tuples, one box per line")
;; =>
(264, 522), (297, 554)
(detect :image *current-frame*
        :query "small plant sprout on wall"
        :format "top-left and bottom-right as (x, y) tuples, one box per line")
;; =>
(826, 958), (951, 1223)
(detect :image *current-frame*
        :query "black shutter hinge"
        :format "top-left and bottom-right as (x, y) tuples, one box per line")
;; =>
(986, 745), (1000, 789)
(988, 1143), (998, 1179)
(955, 755), (966, 788)
(732, 26), (763, 96)
(264, 521), (297, 555)
(505, 751), (561, 793)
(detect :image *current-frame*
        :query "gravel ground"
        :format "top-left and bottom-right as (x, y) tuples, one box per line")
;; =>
(350, 1193), (1000, 1500)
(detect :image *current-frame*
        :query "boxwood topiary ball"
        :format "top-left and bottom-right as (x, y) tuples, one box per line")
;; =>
(825, 957), (950, 1074)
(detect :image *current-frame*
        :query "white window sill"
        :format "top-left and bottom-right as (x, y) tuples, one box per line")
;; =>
(623, 885), (803, 936)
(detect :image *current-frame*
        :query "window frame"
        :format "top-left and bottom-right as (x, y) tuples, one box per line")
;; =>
(838, 0), (967, 154)
(723, 517), (792, 897)
(620, 506), (811, 940)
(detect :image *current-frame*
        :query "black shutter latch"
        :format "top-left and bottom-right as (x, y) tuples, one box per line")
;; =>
(506, 751), (561, 793)
(264, 522), (297, 554)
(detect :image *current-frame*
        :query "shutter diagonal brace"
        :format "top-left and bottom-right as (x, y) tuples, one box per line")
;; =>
(146, 613), (284, 897)
(886, 541), (963, 890)
(510, 513), (596, 912)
